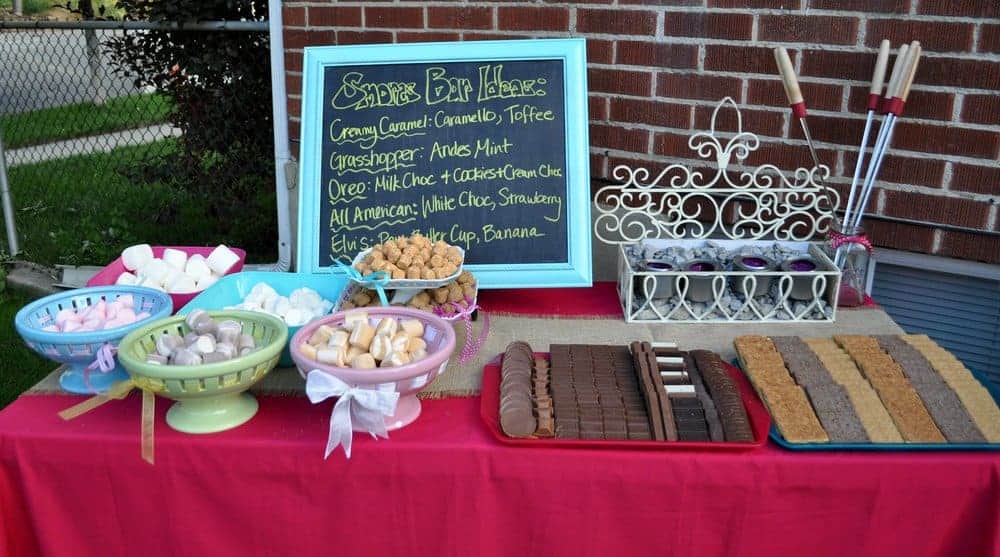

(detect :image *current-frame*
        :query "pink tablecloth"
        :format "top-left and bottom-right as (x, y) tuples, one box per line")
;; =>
(1, 393), (998, 557)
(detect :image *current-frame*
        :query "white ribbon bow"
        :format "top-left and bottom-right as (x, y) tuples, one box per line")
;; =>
(305, 370), (400, 459)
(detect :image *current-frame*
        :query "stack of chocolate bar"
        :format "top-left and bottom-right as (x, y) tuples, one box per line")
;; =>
(497, 340), (754, 443)
(549, 344), (649, 440)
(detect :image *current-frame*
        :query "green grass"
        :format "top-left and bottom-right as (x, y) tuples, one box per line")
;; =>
(1, 93), (172, 149)
(0, 0), (51, 15)
(0, 138), (277, 266)
(0, 288), (53, 410)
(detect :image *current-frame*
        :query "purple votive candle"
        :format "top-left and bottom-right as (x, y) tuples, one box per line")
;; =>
(687, 262), (716, 272)
(788, 259), (816, 272)
(741, 257), (769, 269)
(644, 261), (674, 271)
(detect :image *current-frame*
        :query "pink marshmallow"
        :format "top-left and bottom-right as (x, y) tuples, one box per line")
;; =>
(116, 294), (134, 309)
(116, 308), (137, 323)
(42, 325), (59, 332)
(62, 321), (82, 333)
(54, 308), (78, 327)
(135, 312), (151, 321)
(82, 317), (104, 331)
(103, 318), (128, 329)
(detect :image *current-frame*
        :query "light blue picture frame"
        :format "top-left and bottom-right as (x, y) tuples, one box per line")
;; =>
(296, 38), (592, 288)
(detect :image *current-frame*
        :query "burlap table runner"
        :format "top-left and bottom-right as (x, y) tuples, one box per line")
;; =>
(24, 308), (901, 399)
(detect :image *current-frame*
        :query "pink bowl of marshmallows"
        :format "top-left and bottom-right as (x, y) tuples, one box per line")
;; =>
(290, 307), (456, 430)
(87, 244), (246, 314)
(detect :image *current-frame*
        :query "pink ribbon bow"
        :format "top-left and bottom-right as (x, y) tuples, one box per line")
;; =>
(828, 228), (874, 254)
(434, 298), (490, 364)
(84, 343), (118, 391)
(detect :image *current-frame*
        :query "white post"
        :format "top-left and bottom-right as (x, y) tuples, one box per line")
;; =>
(12, 0), (23, 15)
(0, 135), (20, 256)
(84, 29), (107, 105)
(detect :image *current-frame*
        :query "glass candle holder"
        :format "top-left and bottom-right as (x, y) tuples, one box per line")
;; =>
(826, 222), (871, 308)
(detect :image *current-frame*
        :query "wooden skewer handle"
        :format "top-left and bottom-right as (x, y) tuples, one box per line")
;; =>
(773, 47), (806, 117)
(887, 42), (920, 115)
(900, 44), (922, 103)
(882, 43), (909, 110)
(867, 39), (892, 110)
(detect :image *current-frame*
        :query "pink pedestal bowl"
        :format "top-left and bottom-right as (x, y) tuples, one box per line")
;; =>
(289, 307), (456, 430)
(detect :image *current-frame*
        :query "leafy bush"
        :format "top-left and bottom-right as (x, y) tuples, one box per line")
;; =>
(104, 0), (277, 260)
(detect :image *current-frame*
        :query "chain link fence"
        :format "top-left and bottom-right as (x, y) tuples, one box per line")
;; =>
(0, 20), (276, 267)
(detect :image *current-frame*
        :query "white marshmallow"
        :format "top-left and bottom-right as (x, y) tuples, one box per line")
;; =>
(283, 308), (306, 326)
(138, 277), (165, 292)
(167, 274), (198, 294)
(273, 297), (292, 317)
(206, 245), (240, 275)
(137, 259), (169, 285)
(115, 272), (138, 286)
(185, 257), (212, 280)
(191, 334), (217, 355)
(162, 267), (184, 289)
(121, 244), (154, 272)
(195, 275), (218, 291)
(162, 248), (188, 270)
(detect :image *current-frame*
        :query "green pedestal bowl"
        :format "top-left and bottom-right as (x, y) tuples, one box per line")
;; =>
(117, 310), (288, 434)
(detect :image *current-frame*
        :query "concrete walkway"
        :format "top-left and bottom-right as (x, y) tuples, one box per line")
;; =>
(7, 123), (181, 166)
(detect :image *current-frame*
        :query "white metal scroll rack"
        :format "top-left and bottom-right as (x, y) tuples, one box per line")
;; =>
(593, 97), (842, 323)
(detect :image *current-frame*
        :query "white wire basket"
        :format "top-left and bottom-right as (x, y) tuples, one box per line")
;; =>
(594, 97), (841, 323)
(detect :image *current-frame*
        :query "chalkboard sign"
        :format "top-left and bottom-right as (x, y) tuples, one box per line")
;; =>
(296, 40), (592, 288)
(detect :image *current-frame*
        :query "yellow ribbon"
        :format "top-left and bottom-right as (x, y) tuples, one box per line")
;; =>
(58, 379), (156, 465)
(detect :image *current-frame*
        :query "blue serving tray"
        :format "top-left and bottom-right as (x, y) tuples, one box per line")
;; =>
(733, 360), (1000, 451)
(183, 272), (349, 367)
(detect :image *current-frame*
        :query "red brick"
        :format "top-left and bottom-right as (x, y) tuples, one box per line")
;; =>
(808, 0), (909, 12)
(759, 15), (859, 45)
(917, 57), (1000, 90)
(748, 80), (843, 111)
(918, 0), (999, 17)
(795, 114), (864, 146)
(309, 6), (362, 28)
(365, 6), (424, 29)
(284, 51), (302, 72)
(960, 94), (1000, 126)
(866, 20), (974, 53)
(980, 24), (1000, 54)
(498, 6), (568, 31)
(578, 8), (657, 36)
(664, 12), (753, 40)
(709, 0), (802, 7)
(652, 131), (693, 158)
(616, 41), (698, 69)
(590, 124), (650, 153)
(657, 73), (742, 102)
(843, 152), (945, 189)
(336, 31), (393, 46)
(938, 232), (1000, 264)
(287, 96), (301, 121)
(694, 106), (785, 137)
(591, 153), (607, 180)
(283, 6), (305, 27)
(705, 45), (794, 75)
(847, 87), (954, 121)
(883, 191), (991, 228)
(801, 50), (876, 81)
(588, 68), (652, 96)
(288, 121), (300, 144)
(610, 98), (691, 128)
(892, 122), (999, 159)
(285, 74), (301, 97)
(463, 33), (522, 42)
(866, 220), (935, 254)
(950, 163), (1000, 196)
(586, 39), (614, 65)
(427, 6), (492, 30)
(397, 32), (461, 43)
(283, 29), (336, 50)
(589, 95), (608, 121)
(620, 0), (698, 5)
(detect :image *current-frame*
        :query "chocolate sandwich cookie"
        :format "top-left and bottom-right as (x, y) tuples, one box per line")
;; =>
(500, 341), (537, 438)
(690, 350), (753, 442)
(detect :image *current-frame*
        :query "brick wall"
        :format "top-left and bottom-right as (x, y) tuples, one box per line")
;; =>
(282, 1), (1000, 264)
